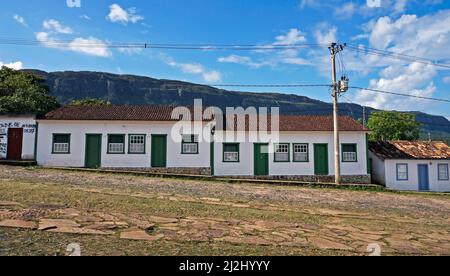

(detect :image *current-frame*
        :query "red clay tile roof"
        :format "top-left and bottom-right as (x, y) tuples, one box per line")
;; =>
(43, 105), (367, 132)
(369, 141), (450, 160)
(278, 115), (366, 132)
(44, 105), (213, 121)
(222, 115), (367, 131)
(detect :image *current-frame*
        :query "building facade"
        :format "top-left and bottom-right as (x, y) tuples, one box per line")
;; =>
(369, 141), (450, 192)
(32, 105), (372, 183)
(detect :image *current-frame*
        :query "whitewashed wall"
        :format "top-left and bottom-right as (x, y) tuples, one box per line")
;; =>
(36, 120), (211, 168)
(384, 159), (450, 192)
(37, 121), (370, 178)
(0, 115), (37, 160)
(213, 131), (369, 177)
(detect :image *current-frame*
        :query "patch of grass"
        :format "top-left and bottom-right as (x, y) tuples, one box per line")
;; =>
(0, 181), (323, 225)
(0, 228), (341, 256)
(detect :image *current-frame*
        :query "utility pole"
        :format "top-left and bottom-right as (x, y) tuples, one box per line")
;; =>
(329, 43), (347, 185)
(362, 106), (366, 127)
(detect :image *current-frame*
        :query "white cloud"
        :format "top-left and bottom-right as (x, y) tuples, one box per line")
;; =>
(299, 0), (320, 9)
(443, 76), (450, 84)
(314, 24), (337, 45)
(0, 61), (23, 70)
(162, 55), (222, 83)
(36, 32), (112, 58)
(355, 62), (437, 110)
(35, 19), (111, 58)
(278, 49), (310, 65)
(43, 19), (73, 34)
(274, 28), (307, 45)
(117, 47), (143, 55)
(219, 28), (311, 69)
(393, 0), (409, 14)
(218, 55), (252, 65)
(68, 37), (112, 58)
(107, 4), (143, 24)
(334, 2), (356, 19)
(35, 32), (58, 47)
(339, 10), (450, 111)
(13, 14), (27, 27)
(80, 15), (91, 20)
(218, 54), (271, 68)
(202, 71), (222, 83)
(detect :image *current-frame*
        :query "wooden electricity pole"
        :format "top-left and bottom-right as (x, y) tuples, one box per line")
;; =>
(329, 43), (346, 185)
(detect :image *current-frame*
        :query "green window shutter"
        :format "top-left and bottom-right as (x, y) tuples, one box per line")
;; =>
(342, 144), (356, 152)
(54, 134), (70, 143)
(108, 135), (125, 144)
(224, 143), (239, 152)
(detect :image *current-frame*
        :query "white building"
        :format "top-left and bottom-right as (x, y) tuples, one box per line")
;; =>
(33, 105), (371, 183)
(369, 141), (450, 192)
(0, 114), (37, 161)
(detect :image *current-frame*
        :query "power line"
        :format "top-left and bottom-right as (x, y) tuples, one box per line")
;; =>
(346, 44), (450, 69)
(208, 84), (331, 88)
(204, 83), (450, 103)
(0, 37), (327, 51)
(350, 86), (450, 103)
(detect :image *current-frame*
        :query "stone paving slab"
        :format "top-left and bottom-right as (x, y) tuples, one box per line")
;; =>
(0, 219), (37, 229)
(120, 230), (164, 241)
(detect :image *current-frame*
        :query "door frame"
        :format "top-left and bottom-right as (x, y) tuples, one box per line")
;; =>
(151, 134), (167, 168)
(418, 164), (430, 191)
(84, 134), (102, 168)
(254, 143), (269, 176)
(314, 143), (329, 175)
(7, 128), (24, 160)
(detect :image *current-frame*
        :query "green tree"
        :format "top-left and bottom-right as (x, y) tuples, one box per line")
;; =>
(69, 98), (111, 106)
(0, 67), (60, 115)
(367, 111), (421, 141)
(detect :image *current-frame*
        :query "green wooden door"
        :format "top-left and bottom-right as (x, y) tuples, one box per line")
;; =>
(151, 135), (167, 168)
(314, 144), (329, 175)
(85, 134), (102, 168)
(254, 144), (269, 176)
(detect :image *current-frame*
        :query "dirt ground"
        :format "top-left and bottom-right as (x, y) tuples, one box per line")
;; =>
(0, 165), (449, 256)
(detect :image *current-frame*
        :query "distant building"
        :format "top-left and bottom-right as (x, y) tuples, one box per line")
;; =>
(369, 141), (450, 192)
(0, 114), (38, 161)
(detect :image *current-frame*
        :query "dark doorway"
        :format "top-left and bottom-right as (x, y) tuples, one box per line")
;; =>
(7, 128), (23, 160)
(85, 134), (102, 168)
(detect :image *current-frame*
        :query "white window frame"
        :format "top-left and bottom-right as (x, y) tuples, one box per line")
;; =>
(52, 134), (70, 154)
(223, 143), (239, 163)
(181, 135), (199, 154)
(107, 134), (125, 154)
(396, 163), (409, 181)
(129, 135), (146, 154)
(274, 143), (290, 162)
(438, 164), (449, 181)
(342, 144), (357, 162)
(293, 144), (309, 162)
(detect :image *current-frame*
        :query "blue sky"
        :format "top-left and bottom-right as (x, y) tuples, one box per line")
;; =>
(1, 0), (449, 118)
